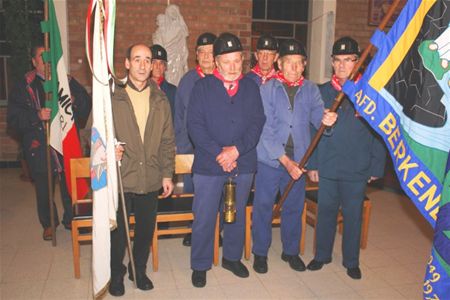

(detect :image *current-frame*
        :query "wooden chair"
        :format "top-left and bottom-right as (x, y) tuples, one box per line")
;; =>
(151, 154), (220, 271)
(305, 191), (372, 251)
(70, 157), (93, 279)
(244, 179), (318, 260)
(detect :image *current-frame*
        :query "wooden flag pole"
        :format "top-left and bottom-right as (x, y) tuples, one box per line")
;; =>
(116, 162), (137, 289)
(272, 0), (403, 219)
(44, 0), (57, 246)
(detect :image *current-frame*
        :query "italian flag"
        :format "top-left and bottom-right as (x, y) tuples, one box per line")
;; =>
(41, 0), (88, 198)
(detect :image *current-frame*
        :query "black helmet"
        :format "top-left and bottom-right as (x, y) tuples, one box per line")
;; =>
(150, 44), (167, 62)
(279, 39), (307, 58)
(332, 37), (360, 56)
(213, 32), (243, 57)
(256, 34), (278, 51)
(196, 32), (217, 47)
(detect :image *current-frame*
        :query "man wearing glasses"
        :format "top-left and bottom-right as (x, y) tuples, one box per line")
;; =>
(306, 37), (386, 279)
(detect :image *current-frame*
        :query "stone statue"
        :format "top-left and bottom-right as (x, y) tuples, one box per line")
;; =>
(153, 4), (189, 86)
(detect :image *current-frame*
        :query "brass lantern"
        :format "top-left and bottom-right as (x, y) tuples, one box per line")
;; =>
(223, 177), (236, 223)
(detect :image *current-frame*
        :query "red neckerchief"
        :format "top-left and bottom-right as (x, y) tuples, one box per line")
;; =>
(275, 71), (304, 87)
(213, 69), (243, 97)
(156, 76), (164, 87)
(196, 65), (206, 78)
(331, 73), (362, 91)
(25, 70), (39, 109)
(251, 64), (276, 84)
(331, 74), (342, 91)
(331, 74), (363, 117)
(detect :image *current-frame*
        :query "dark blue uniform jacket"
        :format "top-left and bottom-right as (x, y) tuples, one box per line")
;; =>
(187, 75), (266, 176)
(309, 82), (386, 181)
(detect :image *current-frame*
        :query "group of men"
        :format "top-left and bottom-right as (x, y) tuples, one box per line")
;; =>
(7, 31), (385, 297)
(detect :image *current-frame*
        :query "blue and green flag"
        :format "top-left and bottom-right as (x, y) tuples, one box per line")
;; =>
(342, 0), (449, 298)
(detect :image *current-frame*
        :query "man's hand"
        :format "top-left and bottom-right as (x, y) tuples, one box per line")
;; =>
(221, 161), (237, 173)
(322, 109), (338, 127)
(368, 176), (379, 183)
(308, 170), (319, 183)
(216, 146), (239, 170)
(279, 155), (305, 180)
(38, 108), (52, 121)
(115, 145), (124, 161)
(161, 178), (174, 198)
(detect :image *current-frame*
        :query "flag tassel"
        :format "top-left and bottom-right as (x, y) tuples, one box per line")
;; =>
(272, 0), (403, 219)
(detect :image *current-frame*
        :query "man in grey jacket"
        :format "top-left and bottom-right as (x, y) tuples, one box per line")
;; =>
(109, 43), (175, 296)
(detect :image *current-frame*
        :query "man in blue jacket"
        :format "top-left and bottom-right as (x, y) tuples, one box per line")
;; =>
(246, 34), (279, 86)
(252, 39), (337, 274)
(150, 44), (176, 118)
(187, 32), (266, 288)
(306, 37), (386, 279)
(174, 32), (216, 246)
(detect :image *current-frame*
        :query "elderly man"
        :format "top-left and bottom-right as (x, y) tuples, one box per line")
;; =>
(246, 34), (279, 86)
(252, 39), (337, 274)
(187, 32), (266, 288)
(150, 44), (176, 117)
(7, 44), (91, 241)
(174, 32), (216, 246)
(108, 43), (175, 296)
(306, 37), (386, 279)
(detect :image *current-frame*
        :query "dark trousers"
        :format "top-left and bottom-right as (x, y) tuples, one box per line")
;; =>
(110, 191), (158, 278)
(191, 173), (253, 271)
(314, 177), (366, 268)
(252, 162), (306, 256)
(33, 171), (72, 228)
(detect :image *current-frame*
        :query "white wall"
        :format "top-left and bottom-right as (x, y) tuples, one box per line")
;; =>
(308, 0), (336, 84)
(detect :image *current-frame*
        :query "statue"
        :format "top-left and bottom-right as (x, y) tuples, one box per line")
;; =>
(153, 4), (189, 86)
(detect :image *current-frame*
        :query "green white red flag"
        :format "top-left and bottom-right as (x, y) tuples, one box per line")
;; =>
(40, 0), (88, 198)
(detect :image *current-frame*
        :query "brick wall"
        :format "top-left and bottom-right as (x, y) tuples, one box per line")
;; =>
(335, 0), (405, 50)
(68, 0), (253, 88)
(335, 0), (375, 50)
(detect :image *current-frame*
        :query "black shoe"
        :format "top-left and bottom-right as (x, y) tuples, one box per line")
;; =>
(129, 272), (154, 290)
(183, 234), (192, 246)
(281, 253), (306, 272)
(253, 255), (268, 274)
(307, 259), (325, 271)
(109, 276), (125, 296)
(347, 267), (362, 279)
(222, 258), (249, 278)
(191, 270), (206, 288)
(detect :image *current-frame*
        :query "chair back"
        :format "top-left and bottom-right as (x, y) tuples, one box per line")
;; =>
(70, 157), (91, 207)
(174, 154), (194, 175)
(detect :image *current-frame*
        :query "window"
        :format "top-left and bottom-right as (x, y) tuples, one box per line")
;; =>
(0, 0), (43, 104)
(252, 0), (310, 50)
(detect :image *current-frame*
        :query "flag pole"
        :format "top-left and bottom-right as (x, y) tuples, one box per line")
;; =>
(116, 162), (137, 289)
(272, 0), (403, 219)
(44, 0), (57, 246)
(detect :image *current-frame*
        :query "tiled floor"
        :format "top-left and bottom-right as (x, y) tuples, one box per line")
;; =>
(1, 168), (432, 299)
